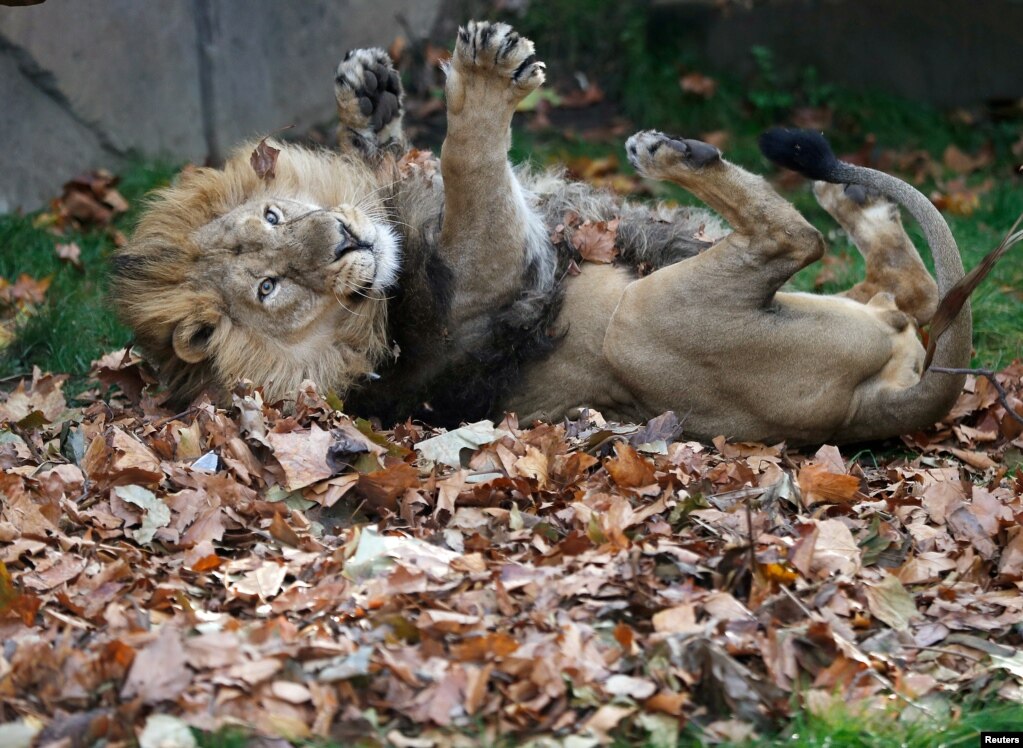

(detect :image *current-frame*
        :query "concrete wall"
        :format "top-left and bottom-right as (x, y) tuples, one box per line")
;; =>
(0, 0), (441, 212)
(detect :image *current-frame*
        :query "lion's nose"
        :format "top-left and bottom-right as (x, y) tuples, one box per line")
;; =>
(334, 221), (357, 260)
(333, 220), (372, 261)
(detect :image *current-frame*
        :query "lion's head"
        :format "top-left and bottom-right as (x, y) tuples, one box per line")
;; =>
(111, 141), (400, 404)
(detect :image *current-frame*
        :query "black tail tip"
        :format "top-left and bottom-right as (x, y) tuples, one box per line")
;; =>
(758, 128), (840, 181)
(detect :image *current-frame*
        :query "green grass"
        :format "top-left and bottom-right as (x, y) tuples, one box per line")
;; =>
(0, 159), (177, 390)
(737, 699), (1023, 748)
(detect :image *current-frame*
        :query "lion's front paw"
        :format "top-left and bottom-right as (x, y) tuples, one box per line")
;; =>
(626, 131), (722, 179)
(335, 48), (404, 152)
(448, 21), (545, 109)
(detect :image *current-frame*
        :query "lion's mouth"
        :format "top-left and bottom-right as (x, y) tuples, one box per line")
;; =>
(333, 238), (373, 262)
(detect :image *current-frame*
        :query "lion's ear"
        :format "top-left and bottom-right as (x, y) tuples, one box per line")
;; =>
(172, 312), (223, 364)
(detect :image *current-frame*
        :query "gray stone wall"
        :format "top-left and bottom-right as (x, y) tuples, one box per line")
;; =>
(0, 0), (441, 212)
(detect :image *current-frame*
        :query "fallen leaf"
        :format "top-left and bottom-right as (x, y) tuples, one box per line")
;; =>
(680, 72), (717, 98)
(572, 219), (620, 264)
(138, 714), (197, 748)
(863, 572), (919, 631)
(121, 623), (192, 704)
(55, 242), (82, 269)
(415, 420), (508, 468)
(268, 423), (335, 490)
(798, 463), (863, 506)
(652, 604), (702, 634)
(251, 137), (281, 180)
(942, 143), (992, 175)
(604, 674), (657, 699)
(605, 442), (656, 488)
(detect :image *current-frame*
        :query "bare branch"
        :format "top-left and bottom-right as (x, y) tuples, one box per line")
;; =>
(930, 366), (1023, 426)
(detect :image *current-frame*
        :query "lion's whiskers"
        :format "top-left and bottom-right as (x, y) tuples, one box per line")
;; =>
(332, 289), (363, 317)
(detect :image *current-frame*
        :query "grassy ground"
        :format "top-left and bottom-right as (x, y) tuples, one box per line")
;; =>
(0, 160), (177, 388)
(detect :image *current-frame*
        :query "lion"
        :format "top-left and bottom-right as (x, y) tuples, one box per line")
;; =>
(111, 21), (970, 445)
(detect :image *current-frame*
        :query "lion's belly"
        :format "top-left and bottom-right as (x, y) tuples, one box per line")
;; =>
(503, 264), (639, 423)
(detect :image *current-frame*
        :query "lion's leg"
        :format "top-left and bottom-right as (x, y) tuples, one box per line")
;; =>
(439, 21), (548, 329)
(813, 182), (938, 324)
(625, 130), (826, 298)
(603, 132), (912, 441)
(335, 48), (407, 157)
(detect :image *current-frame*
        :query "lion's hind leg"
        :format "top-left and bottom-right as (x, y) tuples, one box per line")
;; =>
(626, 130), (825, 294)
(813, 182), (938, 325)
(335, 49), (407, 156)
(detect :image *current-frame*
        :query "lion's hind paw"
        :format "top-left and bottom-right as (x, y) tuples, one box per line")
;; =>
(626, 131), (722, 178)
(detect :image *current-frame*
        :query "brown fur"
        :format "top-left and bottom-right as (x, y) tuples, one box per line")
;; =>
(113, 21), (968, 445)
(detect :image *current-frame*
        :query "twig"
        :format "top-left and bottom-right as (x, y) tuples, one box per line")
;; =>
(745, 496), (756, 574)
(151, 406), (200, 428)
(10, 423), (45, 464)
(930, 366), (1023, 426)
(689, 514), (728, 539)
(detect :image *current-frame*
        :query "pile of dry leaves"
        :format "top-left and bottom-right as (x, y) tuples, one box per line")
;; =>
(1, 352), (1022, 747)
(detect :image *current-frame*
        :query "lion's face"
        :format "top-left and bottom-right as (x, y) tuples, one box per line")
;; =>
(188, 196), (398, 348)
(170, 195), (400, 397)
(112, 143), (401, 403)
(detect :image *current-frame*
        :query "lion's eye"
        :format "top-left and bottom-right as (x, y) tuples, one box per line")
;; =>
(264, 208), (280, 226)
(257, 277), (277, 300)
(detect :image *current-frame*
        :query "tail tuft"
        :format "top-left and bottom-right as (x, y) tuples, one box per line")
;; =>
(759, 128), (840, 181)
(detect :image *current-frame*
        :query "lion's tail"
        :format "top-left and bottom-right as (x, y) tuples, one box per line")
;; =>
(759, 128), (972, 440)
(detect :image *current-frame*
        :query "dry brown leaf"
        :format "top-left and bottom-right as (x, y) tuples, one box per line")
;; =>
(55, 242), (82, 269)
(2, 355), (1022, 741)
(572, 219), (620, 264)
(250, 137), (281, 180)
(942, 143), (993, 175)
(680, 72), (717, 98)
(268, 423), (334, 490)
(798, 463), (863, 506)
(82, 426), (164, 487)
(863, 573), (919, 631)
(121, 624), (192, 704)
(652, 604), (702, 634)
(357, 462), (419, 511)
(604, 442), (656, 488)
(0, 369), (66, 425)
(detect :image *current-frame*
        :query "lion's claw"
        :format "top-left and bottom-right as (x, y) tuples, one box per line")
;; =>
(451, 21), (545, 101)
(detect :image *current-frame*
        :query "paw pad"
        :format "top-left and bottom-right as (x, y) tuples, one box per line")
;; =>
(336, 48), (403, 133)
